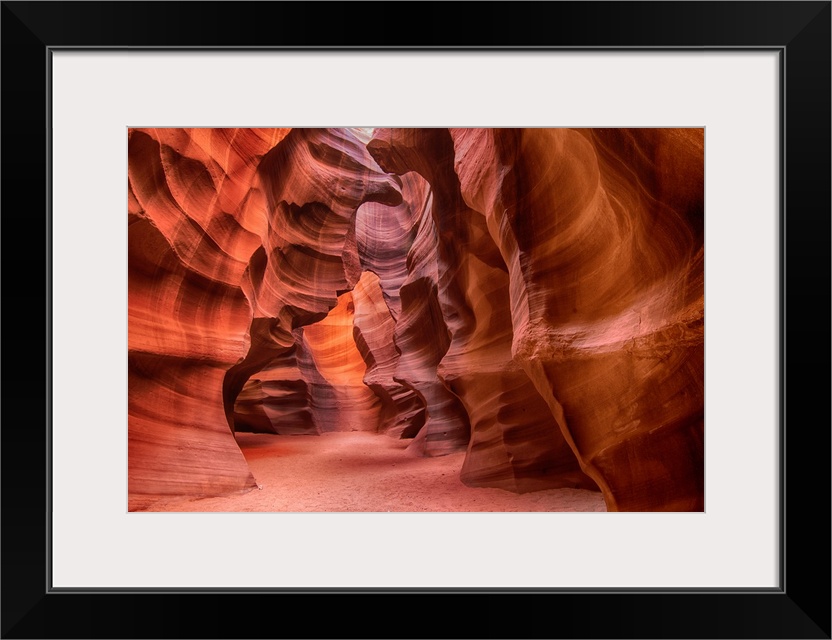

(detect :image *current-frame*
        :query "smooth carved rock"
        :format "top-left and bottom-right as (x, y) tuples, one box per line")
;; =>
(232, 342), (318, 436)
(352, 171), (447, 443)
(294, 330), (340, 433)
(368, 129), (592, 489)
(367, 130), (475, 456)
(225, 128), (403, 438)
(449, 128), (704, 510)
(247, 128), (402, 325)
(354, 172), (425, 320)
(129, 126), (704, 512)
(350, 271), (426, 438)
(232, 380), (273, 434)
(129, 127), (401, 504)
(300, 291), (381, 431)
(128, 128), (291, 507)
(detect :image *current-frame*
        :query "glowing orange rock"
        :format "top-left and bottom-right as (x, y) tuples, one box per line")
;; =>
(449, 128), (704, 510)
(128, 128), (290, 508)
(128, 126), (704, 512)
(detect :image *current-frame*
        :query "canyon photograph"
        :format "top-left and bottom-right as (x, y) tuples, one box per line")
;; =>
(128, 127), (704, 513)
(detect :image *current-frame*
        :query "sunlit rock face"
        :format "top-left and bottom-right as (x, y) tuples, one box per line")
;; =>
(350, 271), (426, 438)
(129, 127), (399, 505)
(449, 128), (705, 510)
(367, 128), (594, 489)
(300, 290), (381, 431)
(128, 127), (704, 511)
(222, 128), (402, 437)
(128, 128), (290, 508)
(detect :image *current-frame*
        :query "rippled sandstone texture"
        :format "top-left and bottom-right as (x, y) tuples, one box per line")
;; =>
(129, 127), (704, 511)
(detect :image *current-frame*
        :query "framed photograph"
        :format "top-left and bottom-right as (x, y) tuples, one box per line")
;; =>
(3, 2), (829, 638)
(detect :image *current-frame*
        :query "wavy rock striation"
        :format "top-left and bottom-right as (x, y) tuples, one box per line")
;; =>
(129, 126), (704, 511)
(350, 271), (426, 438)
(450, 128), (704, 510)
(367, 129), (593, 489)
(300, 290), (381, 431)
(128, 128), (291, 508)
(222, 128), (402, 437)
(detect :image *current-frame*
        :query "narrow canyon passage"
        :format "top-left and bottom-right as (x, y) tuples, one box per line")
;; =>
(128, 127), (704, 512)
(140, 432), (606, 512)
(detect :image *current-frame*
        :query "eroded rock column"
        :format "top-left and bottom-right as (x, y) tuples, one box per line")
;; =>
(128, 128), (290, 507)
(224, 128), (402, 437)
(368, 129), (590, 489)
(450, 128), (705, 510)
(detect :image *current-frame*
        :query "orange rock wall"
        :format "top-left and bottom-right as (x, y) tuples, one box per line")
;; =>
(128, 128), (290, 508)
(128, 127), (704, 511)
(450, 128), (704, 510)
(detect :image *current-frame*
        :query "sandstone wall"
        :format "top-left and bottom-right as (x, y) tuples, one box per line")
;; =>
(128, 127), (704, 511)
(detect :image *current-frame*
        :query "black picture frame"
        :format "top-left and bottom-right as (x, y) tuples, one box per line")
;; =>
(2, 2), (829, 638)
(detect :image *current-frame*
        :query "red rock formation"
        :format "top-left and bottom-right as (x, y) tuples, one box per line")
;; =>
(128, 128), (290, 508)
(350, 271), (426, 438)
(222, 128), (403, 438)
(129, 126), (704, 512)
(248, 128), (401, 319)
(449, 128), (704, 510)
(232, 343), (318, 435)
(368, 129), (594, 489)
(300, 290), (381, 431)
(129, 128), (400, 506)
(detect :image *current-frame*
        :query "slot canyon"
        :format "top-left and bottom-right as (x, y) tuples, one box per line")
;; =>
(128, 127), (704, 512)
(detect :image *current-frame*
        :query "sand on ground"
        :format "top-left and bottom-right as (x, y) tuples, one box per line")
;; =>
(139, 431), (607, 512)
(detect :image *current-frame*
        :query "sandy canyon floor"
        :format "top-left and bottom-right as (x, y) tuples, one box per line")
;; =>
(141, 432), (607, 512)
